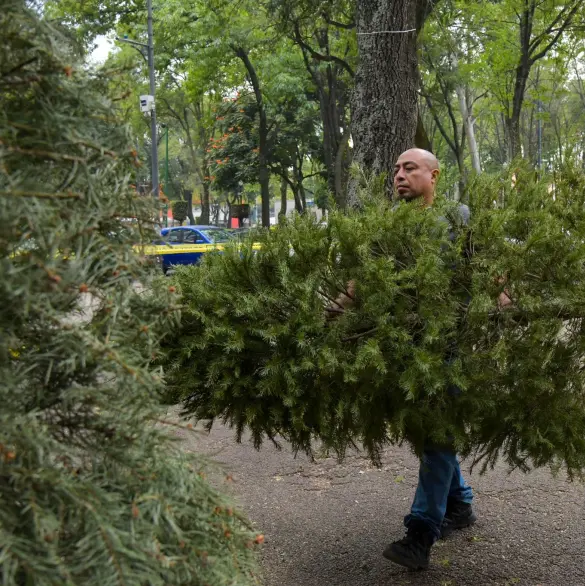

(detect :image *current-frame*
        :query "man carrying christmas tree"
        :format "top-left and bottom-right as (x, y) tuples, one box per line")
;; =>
(380, 148), (476, 570)
(336, 148), (476, 570)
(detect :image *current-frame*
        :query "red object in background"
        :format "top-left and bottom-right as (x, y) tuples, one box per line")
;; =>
(230, 217), (240, 229)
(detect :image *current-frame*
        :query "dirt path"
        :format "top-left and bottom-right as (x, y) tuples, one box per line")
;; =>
(173, 418), (585, 586)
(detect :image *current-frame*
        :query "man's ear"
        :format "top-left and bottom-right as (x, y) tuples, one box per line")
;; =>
(431, 168), (440, 184)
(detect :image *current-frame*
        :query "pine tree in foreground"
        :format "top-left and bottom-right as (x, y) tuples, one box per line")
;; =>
(162, 168), (585, 479)
(0, 3), (260, 584)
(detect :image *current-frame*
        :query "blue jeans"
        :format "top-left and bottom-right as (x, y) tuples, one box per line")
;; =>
(404, 448), (474, 541)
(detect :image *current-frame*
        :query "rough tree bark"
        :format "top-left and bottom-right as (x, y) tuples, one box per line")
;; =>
(350, 0), (437, 202)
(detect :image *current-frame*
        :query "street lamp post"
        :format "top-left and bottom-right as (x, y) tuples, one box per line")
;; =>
(163, 125), (169, 195)
(146, 0), (159, 198)
(161, 124), (169, 226)
(116, 0), (159, 198)
(537, 99), (543, 172)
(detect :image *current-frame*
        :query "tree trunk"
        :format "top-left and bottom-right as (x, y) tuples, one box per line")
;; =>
(292, 188), (303, 213)
(507, 61), (530, 160)
(291, 157), (305, 213)
(294, 23), (351, 209)
(503, 0), (580, 161)
(456, 84), (481, 174)
(311, 69), (349, 208)
(200, 178), (211, 224)
(234, 47), (271, 227)
(193, 100), (211, 224)
(351, 0), (436, 202)
(183, 189), (195, 225)
(334, 132), (350, 208)
(279, 174), (288, 219)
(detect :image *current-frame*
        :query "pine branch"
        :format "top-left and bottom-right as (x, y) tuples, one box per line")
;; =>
(3, 145), (86, 163)
(0, 189), (82, 198)
(341, 327), (378, 342)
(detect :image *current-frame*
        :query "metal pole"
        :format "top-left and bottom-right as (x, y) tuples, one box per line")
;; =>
(164, 126), (169, 226)
(147, 0), (159, 198)
(164, 126), (169, 194)
(537, 100), (543, 171)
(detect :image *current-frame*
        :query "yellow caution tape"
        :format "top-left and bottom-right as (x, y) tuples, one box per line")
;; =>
(9, 243), (260, 259)
(133, 243), (262, 256)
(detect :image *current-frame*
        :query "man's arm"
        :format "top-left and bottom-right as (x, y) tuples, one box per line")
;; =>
(496, 276), (513, 309)
(325, 280), (356, 318)
(337, 280), (356, 309)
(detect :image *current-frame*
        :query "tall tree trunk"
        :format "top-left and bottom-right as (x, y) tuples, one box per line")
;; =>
(183, 189), (195, 225)
(294, 23), (352, 209)
(234, 47), (271, 227)
(507, 61), (530, 160)
(192, 100), (212, 224)
(351, 0), (436, 202)
(291, 157), (305, 213)
(200, 176), (211, 224)
(308, 65), (349, 208)
(456, 83), (481, 174)
(504, 0), (580, 160)
(335, 132), (350, 208)
(291, 185), (304, 213)
(296, 148), (307, 211)
(279, 174), (288, 220)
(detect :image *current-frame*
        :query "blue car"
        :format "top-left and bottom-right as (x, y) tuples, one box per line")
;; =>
(158, 225), (234, 273)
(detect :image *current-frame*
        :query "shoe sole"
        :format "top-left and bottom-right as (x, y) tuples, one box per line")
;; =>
(382, 549), (429, 571)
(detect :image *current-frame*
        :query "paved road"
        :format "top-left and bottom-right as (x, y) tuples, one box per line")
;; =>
(173, 419), (585, 586)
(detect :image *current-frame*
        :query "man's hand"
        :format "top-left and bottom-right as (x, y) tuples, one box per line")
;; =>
(498, 290), (513, 309)
(495, 275), (513, 309)
(324, 280), (356, 319)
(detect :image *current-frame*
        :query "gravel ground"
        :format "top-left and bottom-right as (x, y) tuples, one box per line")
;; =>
(171, 418), (585, 586)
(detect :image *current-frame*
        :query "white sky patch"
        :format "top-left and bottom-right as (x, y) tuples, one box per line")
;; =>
(89, 35), (114, 65)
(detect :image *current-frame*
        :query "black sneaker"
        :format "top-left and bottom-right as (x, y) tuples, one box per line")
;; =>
(382, 521), (435, 570)
(441, 499), (477, 539)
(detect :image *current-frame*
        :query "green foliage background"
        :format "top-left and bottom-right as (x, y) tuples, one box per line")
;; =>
(0, 3), (260, 584)
(162, 168), (585, 478)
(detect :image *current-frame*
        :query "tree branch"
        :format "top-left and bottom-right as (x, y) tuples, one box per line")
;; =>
(293, 23), (354, 78)
(159, 96), (188, 134)
(322, 15), (355, 30)
(422, 92), (458, 156)
(529, 2), (581, 64)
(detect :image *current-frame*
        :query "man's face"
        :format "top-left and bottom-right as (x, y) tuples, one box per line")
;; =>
(393, 150), (439, 202)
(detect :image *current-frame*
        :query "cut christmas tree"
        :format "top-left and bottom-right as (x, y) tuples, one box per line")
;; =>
(162, 168), (585, 478)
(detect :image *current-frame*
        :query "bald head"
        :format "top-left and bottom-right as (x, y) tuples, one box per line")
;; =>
(400, 148), (440, 171)
(393, 148), (440, 205)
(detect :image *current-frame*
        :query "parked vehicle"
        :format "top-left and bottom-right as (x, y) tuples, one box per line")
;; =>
(157, 226), (234, 273)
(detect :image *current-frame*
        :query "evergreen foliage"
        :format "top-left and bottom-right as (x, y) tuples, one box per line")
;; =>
(171, 200), (189, 225)
(162, 168), (585, 478)
(0, 3), (260, 584)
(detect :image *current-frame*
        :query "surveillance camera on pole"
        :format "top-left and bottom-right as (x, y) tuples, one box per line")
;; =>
(140, 95), (155, 114)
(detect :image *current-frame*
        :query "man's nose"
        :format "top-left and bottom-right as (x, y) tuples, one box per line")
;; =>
(394, 168), (405, 182)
